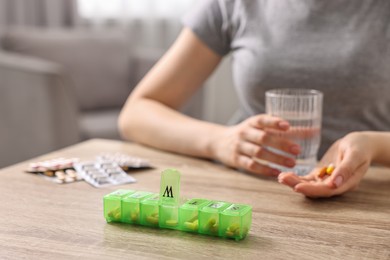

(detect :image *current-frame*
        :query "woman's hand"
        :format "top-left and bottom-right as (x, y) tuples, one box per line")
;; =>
(210, 114), (301, 177)
(278, 132), (375, 198)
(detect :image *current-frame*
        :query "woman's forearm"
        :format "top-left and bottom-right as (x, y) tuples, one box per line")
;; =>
(118, 98), (225, 159)
(367, 131), (390, 166)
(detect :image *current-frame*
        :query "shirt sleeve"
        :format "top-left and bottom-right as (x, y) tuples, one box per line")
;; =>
(182, 0), (231, 56)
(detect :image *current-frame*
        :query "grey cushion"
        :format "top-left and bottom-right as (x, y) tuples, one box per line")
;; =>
(2, 28), (133, 111)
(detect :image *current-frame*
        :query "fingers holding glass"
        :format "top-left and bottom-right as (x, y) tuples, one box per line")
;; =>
(236, 155), (281, 177)
(241, 126), (301, 156)
(216, 114), (304, 177)
(238, 141), (296, 168)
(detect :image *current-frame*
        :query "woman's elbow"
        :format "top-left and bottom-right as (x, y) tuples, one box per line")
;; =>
(118, 108), (133, 141)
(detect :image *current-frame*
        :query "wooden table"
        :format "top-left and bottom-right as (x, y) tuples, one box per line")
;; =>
(1, 139), (389, 259)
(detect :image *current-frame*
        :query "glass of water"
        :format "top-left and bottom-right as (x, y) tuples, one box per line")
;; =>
(265, 89), (323, 176)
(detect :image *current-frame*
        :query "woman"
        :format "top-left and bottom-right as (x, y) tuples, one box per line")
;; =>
(119, 1), (390, 197)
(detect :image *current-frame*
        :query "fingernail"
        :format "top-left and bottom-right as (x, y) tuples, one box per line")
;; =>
(290, 145), (301, 155)
(334, 175), (343, 188)
(278, 121), (289, 129)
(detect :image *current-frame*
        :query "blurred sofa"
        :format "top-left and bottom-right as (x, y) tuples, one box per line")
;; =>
(0, 28), (163, 167)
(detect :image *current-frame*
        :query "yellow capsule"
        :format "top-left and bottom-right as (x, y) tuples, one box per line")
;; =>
(146, 215), (159, 225)
(114, 208), (121, 220)
(317, 166), (327, 178)
(326, 164), (335, 175)
(225, 230), (234, 237)
(207, 218), (216, 226)
(210, 223), (218, 234)
(184, 219), (199, 231)
(130, 212), (139, 222)
(184, 221), (196, 230)
(165, 219), (178, 226)
(108, 208), (120, 219)
(227, 223), (240, 233)
(193, 220), (199, 230)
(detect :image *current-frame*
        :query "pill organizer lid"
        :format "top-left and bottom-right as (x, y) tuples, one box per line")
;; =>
(141, 193), (160, 205)
(159, 169), (181, 206)
(221, 204), (252, 216)
(122, 191), (153, 202)
(180, 198), (210, 210)
(201, 201), (230, 213)
(104, 189), (134, 200)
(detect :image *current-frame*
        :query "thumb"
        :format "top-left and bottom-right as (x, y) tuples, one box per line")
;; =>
(328, 150), (362, 189)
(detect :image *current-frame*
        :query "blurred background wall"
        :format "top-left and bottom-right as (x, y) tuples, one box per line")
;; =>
(0, 0), (238, 168)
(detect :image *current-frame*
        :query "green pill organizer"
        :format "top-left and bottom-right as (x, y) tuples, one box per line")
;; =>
(103, 169), (252, 240)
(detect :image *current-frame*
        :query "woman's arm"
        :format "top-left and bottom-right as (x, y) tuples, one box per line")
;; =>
(119, 27), (301, 176)
(119, 28), (224, 158)
(368, 131), (390, 167)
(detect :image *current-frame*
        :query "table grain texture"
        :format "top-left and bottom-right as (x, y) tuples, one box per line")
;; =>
(0, 139), (389, 260)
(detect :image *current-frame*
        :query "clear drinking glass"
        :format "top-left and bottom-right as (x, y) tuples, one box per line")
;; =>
(265, 89), (323, 176)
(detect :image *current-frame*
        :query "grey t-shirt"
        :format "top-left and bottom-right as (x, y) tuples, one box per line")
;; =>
(183, 0), (390, 156)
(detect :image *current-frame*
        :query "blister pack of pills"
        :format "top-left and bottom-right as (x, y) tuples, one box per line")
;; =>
(25, 158), (82, 184)
(97, 153), (152, 171)
(73, 161), (136, 188)
(53, 169), (83, 184)
(26, 157), (79, 174)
